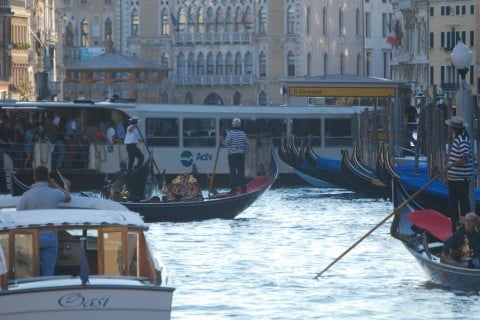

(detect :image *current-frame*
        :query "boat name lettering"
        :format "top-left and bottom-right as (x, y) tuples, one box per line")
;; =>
(196, 152), (212, 161)
(58, 293), (111, 308)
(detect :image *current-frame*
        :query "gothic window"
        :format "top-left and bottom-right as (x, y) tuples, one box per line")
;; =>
(340, 53), (345, 74)
(216, 52), (224, 75)
(339, 7), (344, 36)
(306, 7), (311, 35)
(234, 52), (242, 75)
(66, 22), (74, 46)
(244, 6), (252, 31)
(188, 7), (196, 32)
(307, 53), (311, 76)
(188, 53), (195, 75)
(259, 52), (267, 77)
(177, 53), (186, 75)
(161, 8), (169, 35)
(287, 51), (295, 77)
(233, 91), (241, 105)
(235, 7), (243, 32)
(322, 7), (327, 35)
(258, 6), (266, 35)
(225, 7), (233, 32)
(105, 18), (112, 43)
(81, 19), (88, 47)
(356, 53), (362, 76)
(197, 52), (205, 75)
(323, 53), (328, 75)
(225, 52), (233, 75)
(287, 5), (295, 34)
(207, 52), (214, 75)
(131, 9), (139, 36)
(161, 52), (169, 68)
(258, 90), (267, 106)
(244, 52), (253, 76)
(198, 7), (204, 33)
(206, 7), (214, 32)
(215, 7), (224, 32)
(185, 92), (193, 104)
(178, 8), (186, 32)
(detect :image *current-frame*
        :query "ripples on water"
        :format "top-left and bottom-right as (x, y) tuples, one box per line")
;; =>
(147, 187), (480, 319)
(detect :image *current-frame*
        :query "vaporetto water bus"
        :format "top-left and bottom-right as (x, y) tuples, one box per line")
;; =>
(0, 100), (389, 190)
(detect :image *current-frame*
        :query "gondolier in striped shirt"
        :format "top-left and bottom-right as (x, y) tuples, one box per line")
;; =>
(224, 118), (250, 194)
(444, 116), (474, 231)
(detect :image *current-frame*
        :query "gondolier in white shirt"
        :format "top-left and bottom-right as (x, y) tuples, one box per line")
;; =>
(224, 117), (250, 194)
(124, 117), (144, 172)
(444, 116), (474, 231)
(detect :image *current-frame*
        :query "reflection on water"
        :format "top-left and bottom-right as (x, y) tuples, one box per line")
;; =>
(148, 187), (480, 320)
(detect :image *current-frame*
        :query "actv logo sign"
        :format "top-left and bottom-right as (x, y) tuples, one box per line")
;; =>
(180, 150), (213, 167)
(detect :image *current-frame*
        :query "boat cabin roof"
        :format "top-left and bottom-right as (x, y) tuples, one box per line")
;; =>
(0, 196), (146, 230)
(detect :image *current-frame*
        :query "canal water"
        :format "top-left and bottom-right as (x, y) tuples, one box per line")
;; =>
(149, 186), (480, 320)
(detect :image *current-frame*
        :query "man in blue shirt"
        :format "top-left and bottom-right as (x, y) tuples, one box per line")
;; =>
(17, 166), (71, 276)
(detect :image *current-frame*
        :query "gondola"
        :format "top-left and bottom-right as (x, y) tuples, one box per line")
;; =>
(390, 176), (480, 291)
(83, 136), (279, 222)
(340, 149), (389, 199)
(87, 152), (278, 222)
(278, 137), (349, 189)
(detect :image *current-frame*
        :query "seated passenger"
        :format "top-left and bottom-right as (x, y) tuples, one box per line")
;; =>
(442, 212), (480, 268)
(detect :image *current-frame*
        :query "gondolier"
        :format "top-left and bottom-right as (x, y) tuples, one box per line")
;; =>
(224, 117), (250, 194)
(444, 116), (474, 231)
(124, 117), (144, 172)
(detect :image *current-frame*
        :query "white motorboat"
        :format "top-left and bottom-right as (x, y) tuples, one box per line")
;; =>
(0, 196), (175, 320)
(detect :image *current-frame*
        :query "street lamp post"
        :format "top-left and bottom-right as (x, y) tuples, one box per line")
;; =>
(450, 41), (475, 210)
(450, 41), (473, 131)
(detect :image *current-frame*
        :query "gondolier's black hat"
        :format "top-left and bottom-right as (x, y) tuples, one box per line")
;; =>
(445, 116), (466, 129)
(129, 117), (139, 125)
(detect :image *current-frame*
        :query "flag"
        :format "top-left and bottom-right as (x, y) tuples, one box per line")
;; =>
(387, 31), (396, 46)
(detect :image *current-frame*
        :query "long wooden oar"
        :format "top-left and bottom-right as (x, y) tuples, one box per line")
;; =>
(313, 166), (449, 280)
(208, 143), (221, 197)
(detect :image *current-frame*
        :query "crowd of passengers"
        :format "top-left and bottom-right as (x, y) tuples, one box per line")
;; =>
(0, 112), (127, 169)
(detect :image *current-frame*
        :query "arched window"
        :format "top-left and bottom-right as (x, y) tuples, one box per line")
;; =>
(287, 51), (295, 77)
(258, 90), (267, 106)
(81, 19), (89, 47)
(197, 52), (205, 75)
(178, 8), (186, 32)
(206, 7), (214, 32)
(207, 52), (214, 75)
(259, 52), (267, 77)
(340, 53), (345, 74)
(188, 7), (196, 32)
(197, 7), (204, 33)
(234, 52), (242, 75)
(235, 7), (243, 32)
(225, 7), (233, 32)
(244, 52), (253, 76)
(225, 52), (233, 75)
(204, 93), (223, 105)
(216, 52), (224, 75)
(233, 91), (241, 105)
(307, 53), (311, 76)
(105, 18), (112, 43)
(188, 53), (195, 75)
(215, 8), (224, 33)
(161, 52), (169, 68)
(322, 7), (327, 35)
(66, 22), (74, 46)
(162, 91), (169, 104)
(355, 8), (360, 36)
(177, 53), (186, 75)
(356, 53), (362, 75)
(258, 6), (266, 35)
(306, 7), (311, 35)
(161, 8), (169, 35)
(131, 9), (139, 36)
(323, 53), (328, 75)
(338, 7), (344, 36)
(287, 5), (295, 34)
(185, 92), (193, 104)
(244, 6), (253, 31)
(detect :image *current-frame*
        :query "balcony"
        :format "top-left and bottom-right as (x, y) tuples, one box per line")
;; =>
(170, 73), (253, 86)
(173, 32), (252, 45)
